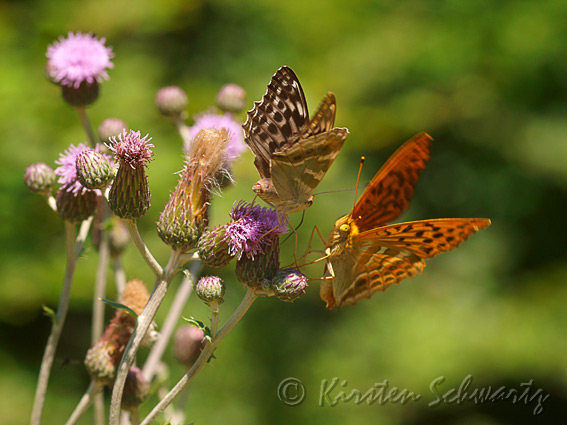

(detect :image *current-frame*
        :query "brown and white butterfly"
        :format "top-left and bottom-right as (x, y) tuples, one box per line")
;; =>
(320, 132), (491, 309)
(243, 66), (349, 213)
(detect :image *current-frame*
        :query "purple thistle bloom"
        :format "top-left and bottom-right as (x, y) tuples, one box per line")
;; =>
(184, 111), (246, 165)
(55, 143), (105, 195)
(46, 32), (114, 88)
(108, 130), (154, 168)
(227, 201), (288, 260)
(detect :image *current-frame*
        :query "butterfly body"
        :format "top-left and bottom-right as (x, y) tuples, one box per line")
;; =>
(244, 66), (348, 213)
(320, 132), (491, 309)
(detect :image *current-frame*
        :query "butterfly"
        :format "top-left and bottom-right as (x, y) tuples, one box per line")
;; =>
(243, 66), (349, 213)
(320, 132), (491, 308)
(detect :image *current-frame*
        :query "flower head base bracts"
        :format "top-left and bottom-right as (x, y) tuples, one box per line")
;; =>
(122, 366), (149, 411)
(271, 268), (308, 302)
(55, 143), (101, 222)
(108, 130), (154, 219)
(174, 325), (206, 369)
(84, 279), (150, 385)
(216, 83), (247, 113)
(195, 276), (225, 305)
(197, 225), (235, 268)
(25, 163), (56, 196)
(157, 128), (229, 252)
(76, 149), (114, 190)
(46, 32), (114, 89)
(155, 86), (188, 118)
(184, 112), (246, 167)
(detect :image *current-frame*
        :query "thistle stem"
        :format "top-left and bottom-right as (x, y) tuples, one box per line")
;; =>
(64, 381), (103, 425)
(139, 289), (258, 425)
(76, 106), (97, 147)
(30, 221), (78, 425)
(114, 257), (127, 298)
(123, 219), (163, 277)
(142, 260), (202, 382)
(109, 251), (183, 425)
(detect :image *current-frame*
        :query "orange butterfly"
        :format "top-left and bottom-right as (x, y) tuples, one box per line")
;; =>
(320, 132), (491, 309)
(243, 66), (348, 213)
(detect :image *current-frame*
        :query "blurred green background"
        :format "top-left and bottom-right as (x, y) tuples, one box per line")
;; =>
(1, 0), (566, 424)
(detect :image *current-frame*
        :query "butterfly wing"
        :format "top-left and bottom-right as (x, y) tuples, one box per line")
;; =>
(243, 66), (309, 178)
(352, 132), (433, 230)
(304, 92), (336, 137)
(322, 218), (491, 308)
(269, 128), (349, 213)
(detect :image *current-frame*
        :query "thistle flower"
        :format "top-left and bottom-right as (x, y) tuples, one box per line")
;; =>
(229, 201), (288, 289)
(157, 128), (229, 252)
(85, 279), (150, 384)
(108, 130), (154, 219)
(271, 268), (308, 302)
(174, 325), (206, 369)
(76, 149), (114, 190)
(46, 32), (114, 89)
(216, 83), (247, 113)
(155, 86), (188, 117)
(55, 143), (102, 221)
(227, 201), (288, 260)
(197, 225), (235, 268)
(195, 276), (225, 305)
(24, 163), (56, 196)
(184, 111), (246, 166)
(98, 118), (128, 143)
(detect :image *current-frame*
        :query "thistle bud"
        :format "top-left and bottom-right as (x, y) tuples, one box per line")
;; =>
(108, 130), (154, 219)
(56, 185), (98, 222)
(216, 83), (247, 113)
(235, 242), (280, 290)
(155, 86), (188, 117)
(76, 149), (114, 190)
(271, 268), (308, 302)
(195, 276), (225, 305)
(174, 325), (206, 369)
(98, 118), (128, 143)
(122, 366), (149, 411)
(61, 81), (99, 107)
(197, 225), (235, 268)
(24, 163), (56, 196)
(157, 128), (229, 252)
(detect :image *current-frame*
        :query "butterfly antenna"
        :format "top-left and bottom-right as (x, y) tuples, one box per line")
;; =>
(349, 156), (365, 218)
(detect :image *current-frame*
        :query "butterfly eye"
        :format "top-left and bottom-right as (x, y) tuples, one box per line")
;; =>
(339, 223), (350, 234)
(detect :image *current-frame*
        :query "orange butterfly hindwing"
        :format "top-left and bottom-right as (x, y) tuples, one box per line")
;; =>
(321, 133), (491, 309)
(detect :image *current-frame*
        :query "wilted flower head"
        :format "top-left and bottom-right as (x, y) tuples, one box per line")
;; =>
(227, 201), (287, 260)
(46, 32), (114, 88)
(184, 111), (246, 165)
(157, 128), (229, 251)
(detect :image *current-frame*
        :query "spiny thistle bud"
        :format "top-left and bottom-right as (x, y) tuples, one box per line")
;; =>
(174, 325), (206, 369)
(98, 118), (128, 143)
(195, 275), (225, 305)
(85, 279), (151, 384)
(108, 130), (154, 219)
(155, 86), (188, 117)
(76, 149), (114, 190)
(216, 83), (247, 113)
(197, 225), (235, 268)
(236, 241), (280, 290)
(61, 81), (99, 107)
(122, 366), (150, 411)
(271, 268), (308, 302)
(24, 163), (56, 196)
(56, 185), (98, 222)
(157, 128), (229, 252)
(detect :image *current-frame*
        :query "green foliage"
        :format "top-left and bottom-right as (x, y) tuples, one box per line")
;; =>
(1, 1), (565, 424)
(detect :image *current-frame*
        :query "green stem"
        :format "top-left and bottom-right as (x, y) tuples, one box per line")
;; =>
(76, 106), (97, 147)
(139, 289), (258, 425)
(30, 221), (78, 425)
(108, 251), (183, 425)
